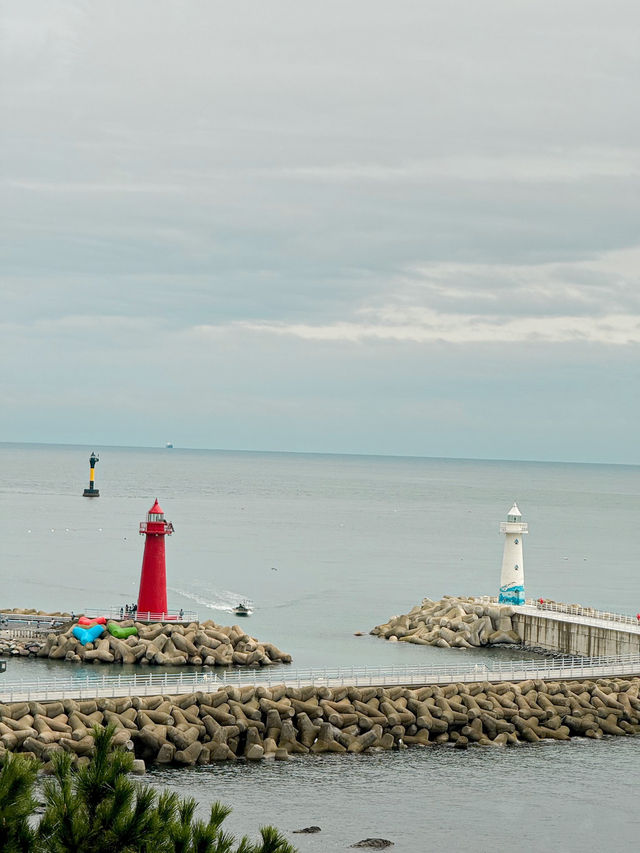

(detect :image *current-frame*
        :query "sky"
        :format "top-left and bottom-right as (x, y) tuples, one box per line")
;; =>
(2, 1), (640, 463)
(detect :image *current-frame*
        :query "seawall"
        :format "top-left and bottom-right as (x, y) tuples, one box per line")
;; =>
(1, 677), (639, 771)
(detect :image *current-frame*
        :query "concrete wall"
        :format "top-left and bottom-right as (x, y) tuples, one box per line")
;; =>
(513, 613), (640, 657)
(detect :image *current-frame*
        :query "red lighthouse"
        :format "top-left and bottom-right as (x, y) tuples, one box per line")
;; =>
(137, 499), (174, 618)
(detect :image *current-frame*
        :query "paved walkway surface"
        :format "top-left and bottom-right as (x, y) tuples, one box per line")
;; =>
(1, 657), (640, 703)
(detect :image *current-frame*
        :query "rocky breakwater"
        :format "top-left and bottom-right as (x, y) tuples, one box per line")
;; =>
(1, 677), (639, 771)
(0, 619), (292, 668)
(1, 608), (71, 620)
(371, 595), (521, 648)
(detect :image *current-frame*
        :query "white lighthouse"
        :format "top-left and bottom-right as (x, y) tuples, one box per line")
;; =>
(499, 502), (527, 605)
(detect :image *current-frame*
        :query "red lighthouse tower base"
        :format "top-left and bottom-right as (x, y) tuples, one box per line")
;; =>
(137, 499), (173, 618)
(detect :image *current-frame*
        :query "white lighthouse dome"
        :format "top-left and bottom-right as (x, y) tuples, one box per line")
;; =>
(507, 502), (521, 522)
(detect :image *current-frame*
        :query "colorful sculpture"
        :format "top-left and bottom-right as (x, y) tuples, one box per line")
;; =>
(78, 616), (107, 626)
(107, 622), (138, 639)
(72, 623), (105, 645)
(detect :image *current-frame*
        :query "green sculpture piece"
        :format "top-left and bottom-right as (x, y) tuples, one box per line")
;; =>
(107, 622), (139, 639)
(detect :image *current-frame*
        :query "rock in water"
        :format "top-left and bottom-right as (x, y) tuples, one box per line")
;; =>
(293, 826), (322, 834)
(350, 840), (394, 849)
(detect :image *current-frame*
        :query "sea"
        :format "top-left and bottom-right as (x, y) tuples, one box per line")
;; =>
(1, 442), (639, 852)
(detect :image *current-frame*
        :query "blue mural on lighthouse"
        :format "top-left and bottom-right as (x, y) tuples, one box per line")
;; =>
(499, 582), (525, 605)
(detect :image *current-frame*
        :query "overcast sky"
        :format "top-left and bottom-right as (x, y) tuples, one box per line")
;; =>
(2, 1), (639, 463)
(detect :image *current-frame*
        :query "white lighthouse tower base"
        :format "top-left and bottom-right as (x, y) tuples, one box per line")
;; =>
(499, 502), (527, 605)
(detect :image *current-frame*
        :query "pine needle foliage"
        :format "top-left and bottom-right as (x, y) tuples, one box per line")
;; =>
(0, 725), (296, 853)
(0, 752), (39, 853)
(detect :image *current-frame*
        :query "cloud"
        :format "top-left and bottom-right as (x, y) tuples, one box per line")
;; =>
(180, 247), (640, 346)
(232, 313), (640, 345)
(6, 180), (184, 194)
(255, 149), (640, 185)
(3, 1), (640, 460)
(7, 147), (640, 195)
(395, 248), (640, 316)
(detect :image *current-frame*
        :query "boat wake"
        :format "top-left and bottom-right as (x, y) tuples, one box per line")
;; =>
(169, 585), (249, 614)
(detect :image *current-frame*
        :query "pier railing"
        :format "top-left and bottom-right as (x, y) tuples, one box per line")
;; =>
(0, 629), (48, 640)
(474, 596), (640, 627)
(77, 608), (199, 624)
(0, 609), (199, 626)
(527, 600), (640, 626)
(0, 615), (68, 628)
(2, 653), (640, 702)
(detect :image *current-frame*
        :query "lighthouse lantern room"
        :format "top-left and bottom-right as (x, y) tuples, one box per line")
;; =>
(498, 502), (527, 605)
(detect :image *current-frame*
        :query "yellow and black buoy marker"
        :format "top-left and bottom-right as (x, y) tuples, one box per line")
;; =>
(83, 451), (100, 497)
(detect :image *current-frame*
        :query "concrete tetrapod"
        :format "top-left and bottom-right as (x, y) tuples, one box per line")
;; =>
(371, 595), (522, 649)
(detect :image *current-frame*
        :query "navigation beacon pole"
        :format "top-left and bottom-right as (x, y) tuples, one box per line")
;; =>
(82, 451), (100, 497)
(137, 499), (174, 619)
(498, 502), (527, 605)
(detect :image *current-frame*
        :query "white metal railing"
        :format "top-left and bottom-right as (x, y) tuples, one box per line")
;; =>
(0, 629), (48, 640)
(499, 522), (528, 533)
(474, 596), (640, 627)
(77, 608), (198, 623)
(528, 600), (640, 626)
(213, 653), (640, 688)
(0, 614), (68, 627)
(0, 609), (199, 625)
(0, 670), (220, 702)
(2, 654), (640, 702)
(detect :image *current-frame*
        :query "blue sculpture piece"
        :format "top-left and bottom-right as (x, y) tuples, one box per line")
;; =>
(72, 623), (106, 645)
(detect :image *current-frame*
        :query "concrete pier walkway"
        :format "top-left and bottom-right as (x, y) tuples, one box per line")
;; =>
(471, 596), (640, 656)
(515, 602), (640, 635)
(512, 604), (640, 656)
(1, 654), (639, 703)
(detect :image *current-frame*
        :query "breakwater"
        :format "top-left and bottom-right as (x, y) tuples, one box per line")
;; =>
(0, 676), (639, 771)
(371, 595), (640, 657)
(0, 618), (292, 668)
(371, 595), (522, 648)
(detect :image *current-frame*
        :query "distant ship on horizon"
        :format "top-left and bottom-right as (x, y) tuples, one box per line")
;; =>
(165, 441), (174, 449)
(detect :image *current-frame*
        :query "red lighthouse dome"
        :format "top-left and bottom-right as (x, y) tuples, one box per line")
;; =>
(149, 499), (163, 517)
(137, 499), (174, 618)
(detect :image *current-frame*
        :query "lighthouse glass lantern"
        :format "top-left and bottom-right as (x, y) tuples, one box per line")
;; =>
(498, 502), (527, 605)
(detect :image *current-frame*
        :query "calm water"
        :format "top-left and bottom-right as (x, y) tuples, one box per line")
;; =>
(2, 442), (639, 850)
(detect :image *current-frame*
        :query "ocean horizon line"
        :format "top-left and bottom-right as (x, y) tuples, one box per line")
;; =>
(1, 439), (638, 470)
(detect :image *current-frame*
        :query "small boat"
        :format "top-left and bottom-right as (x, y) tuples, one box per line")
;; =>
(165, 442), (174, 449)
(233, 601), (253, 617)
